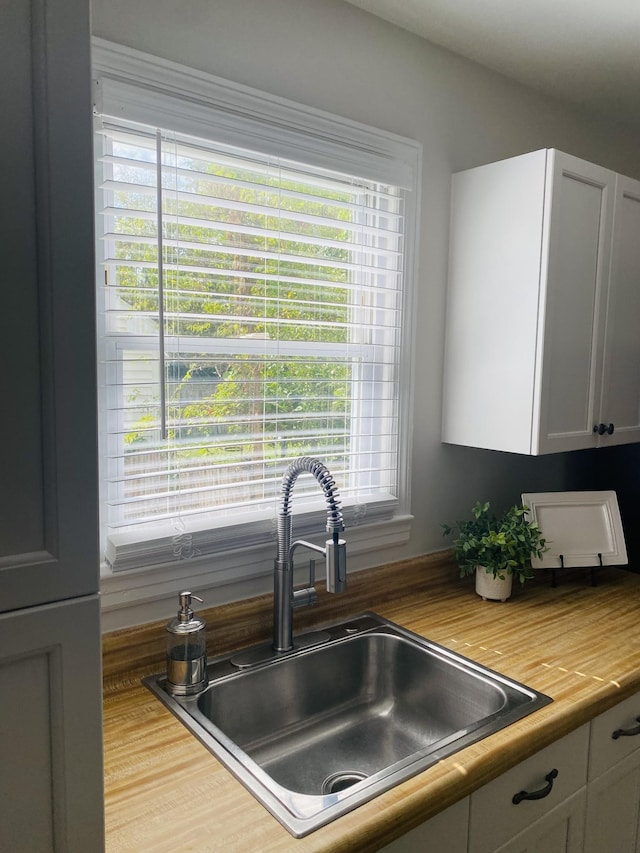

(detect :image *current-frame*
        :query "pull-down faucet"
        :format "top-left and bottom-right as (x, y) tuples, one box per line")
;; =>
(273, 457), (347, 652)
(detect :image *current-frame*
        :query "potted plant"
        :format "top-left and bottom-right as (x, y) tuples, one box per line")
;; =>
(442, 501), (547, 601)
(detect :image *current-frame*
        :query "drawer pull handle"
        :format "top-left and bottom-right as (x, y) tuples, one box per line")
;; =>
(612, 716), (640, 739)
(512, 769), (558, 805)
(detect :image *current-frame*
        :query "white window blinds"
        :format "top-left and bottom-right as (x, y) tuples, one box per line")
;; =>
(93, 44), (418, 574)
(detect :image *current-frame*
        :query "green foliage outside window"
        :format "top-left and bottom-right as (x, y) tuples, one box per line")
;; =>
(111, 147), (358, 467)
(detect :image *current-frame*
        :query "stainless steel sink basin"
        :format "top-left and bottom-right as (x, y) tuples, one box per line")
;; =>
(145, 613), (551, 836)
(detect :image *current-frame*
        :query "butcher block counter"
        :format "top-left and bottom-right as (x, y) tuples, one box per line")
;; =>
(102, 553), (640, 852)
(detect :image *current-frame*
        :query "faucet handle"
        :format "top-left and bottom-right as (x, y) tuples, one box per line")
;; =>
(326, 538), (347, 593)
(292, 557), (319, 610)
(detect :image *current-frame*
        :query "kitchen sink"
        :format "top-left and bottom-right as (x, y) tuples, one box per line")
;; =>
(145, 613), (552, 836)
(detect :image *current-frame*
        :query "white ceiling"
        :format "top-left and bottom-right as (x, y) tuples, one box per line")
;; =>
(344, 0), (640, 132)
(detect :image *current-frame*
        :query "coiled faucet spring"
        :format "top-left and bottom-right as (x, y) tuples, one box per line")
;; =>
(277, 456), (344, 560)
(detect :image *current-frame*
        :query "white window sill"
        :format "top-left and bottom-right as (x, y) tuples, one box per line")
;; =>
(99, 513), (413, 631)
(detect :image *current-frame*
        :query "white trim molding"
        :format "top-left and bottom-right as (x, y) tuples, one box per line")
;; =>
(100, 514), (414, 631)
(92, 38), (420, 188)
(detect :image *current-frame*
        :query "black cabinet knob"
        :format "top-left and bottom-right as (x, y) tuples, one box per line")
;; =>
(594, 423), (615, 436)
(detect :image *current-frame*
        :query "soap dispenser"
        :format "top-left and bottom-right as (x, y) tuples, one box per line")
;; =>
(165, 591), (207, 696)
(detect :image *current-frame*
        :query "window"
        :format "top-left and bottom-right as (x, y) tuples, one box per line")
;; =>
(93, 41), (420, 582)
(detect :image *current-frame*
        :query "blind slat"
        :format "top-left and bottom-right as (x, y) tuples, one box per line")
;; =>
(100, 178), (404, 233)
(103, 228), (403, 261)
(104, 236), (400, 276)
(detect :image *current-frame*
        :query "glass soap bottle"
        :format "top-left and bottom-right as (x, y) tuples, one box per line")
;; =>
(165, 591), (207, 696)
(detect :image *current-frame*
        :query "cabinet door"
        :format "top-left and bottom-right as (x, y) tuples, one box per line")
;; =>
(0, 0), (98, 611)
(598, 174), (640, 446)
(443, 148), (549, 455)
(469, 724), (589, 853)
(492, 788), (586, 853)
(0, 596), (104, 853)
(588, 690), (640, 780)
(377, 797), (469, 853)
(585, 749), (640, 853)
(535, 152), (615, 454)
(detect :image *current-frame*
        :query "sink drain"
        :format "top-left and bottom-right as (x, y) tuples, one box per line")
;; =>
(321, 771), (368, 795)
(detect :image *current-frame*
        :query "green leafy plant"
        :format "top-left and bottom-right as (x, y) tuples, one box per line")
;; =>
(442, 501), (547, 584)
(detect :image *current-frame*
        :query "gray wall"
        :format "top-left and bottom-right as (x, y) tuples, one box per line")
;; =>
(91, 0), (640, 571)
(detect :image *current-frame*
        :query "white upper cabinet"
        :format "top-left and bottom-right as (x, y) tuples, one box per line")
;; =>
(442, 149), (640, 455)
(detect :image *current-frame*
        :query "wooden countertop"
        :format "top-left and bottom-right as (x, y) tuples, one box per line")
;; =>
(102, 555), (640, 852)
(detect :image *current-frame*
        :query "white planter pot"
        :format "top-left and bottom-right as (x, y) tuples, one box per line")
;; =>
(475, 567), (513, 601)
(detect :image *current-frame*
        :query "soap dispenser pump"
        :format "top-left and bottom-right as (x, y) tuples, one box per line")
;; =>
(165, 591), (207, 696)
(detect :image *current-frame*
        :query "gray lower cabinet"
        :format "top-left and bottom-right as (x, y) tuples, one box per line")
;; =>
(0, 598), (104, 853)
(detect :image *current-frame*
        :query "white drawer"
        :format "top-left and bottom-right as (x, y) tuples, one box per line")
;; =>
(589, 690), (640, 780)
(469, 724), (590, 853)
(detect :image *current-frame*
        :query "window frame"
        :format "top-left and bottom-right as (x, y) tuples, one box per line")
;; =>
(93, 38), (421, 624)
